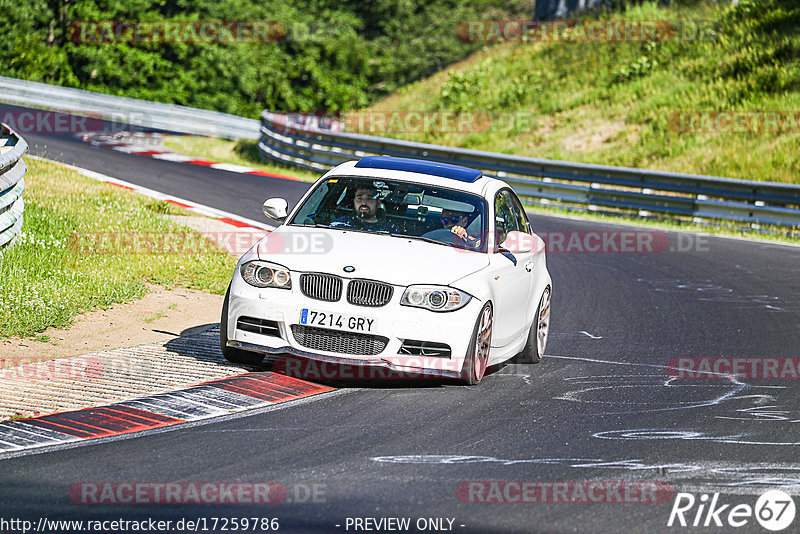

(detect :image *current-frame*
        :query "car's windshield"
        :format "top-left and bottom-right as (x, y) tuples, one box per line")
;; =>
(289, 176), (488, 252)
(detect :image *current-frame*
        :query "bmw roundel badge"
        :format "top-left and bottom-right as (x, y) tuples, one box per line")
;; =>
(343, 265), (356, 273)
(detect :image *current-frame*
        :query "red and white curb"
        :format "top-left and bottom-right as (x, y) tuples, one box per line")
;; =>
(0, 373), (333, 454)
(27, 154), (276, 233)
(82, 132), (301, 181)
(0, 328), (336, 454)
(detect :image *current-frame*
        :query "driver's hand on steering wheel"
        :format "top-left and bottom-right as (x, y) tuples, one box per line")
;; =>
(451, 225), (477, 243)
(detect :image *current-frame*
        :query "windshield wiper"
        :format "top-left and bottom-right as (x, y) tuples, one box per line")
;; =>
(297, 222), (338, 229)
(315, 224), (380, 235)
(389, 234), (453, 247)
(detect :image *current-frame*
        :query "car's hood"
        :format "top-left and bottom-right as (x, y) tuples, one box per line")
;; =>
(255, 225), (489, 286)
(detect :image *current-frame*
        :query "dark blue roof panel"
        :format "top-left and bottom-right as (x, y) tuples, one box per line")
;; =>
(354, 156), (483, 183)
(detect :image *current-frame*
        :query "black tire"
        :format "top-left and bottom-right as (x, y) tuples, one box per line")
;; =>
(460, 302), (493, 385)
(514, 286), (551, 364)
(220, 284), (265, 365)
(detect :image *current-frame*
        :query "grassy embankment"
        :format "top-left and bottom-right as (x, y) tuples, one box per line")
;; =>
(366, 0), (799, 183)
(0, 159), (236, 338)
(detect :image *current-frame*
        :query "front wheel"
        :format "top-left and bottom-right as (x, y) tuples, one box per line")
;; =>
(460, 302), (493, 385)
(514, 286), (551, 364)
(220, 284), (265, 366)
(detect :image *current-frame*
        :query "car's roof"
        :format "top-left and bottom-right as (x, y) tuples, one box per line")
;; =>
(355, 156), (483, 183)
(326, 158), (505, 196)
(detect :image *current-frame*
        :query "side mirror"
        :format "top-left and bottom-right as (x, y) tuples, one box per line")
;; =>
(263, 198), (288, 221)
(499, 230), (539, 254)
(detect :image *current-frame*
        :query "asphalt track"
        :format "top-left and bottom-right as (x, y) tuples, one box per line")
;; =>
(2, 110), (800, 533)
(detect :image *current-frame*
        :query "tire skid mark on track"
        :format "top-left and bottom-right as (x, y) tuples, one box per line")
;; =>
(533, 355), (800, 447)
(0, 373), (334, 454)
(370, 455), (800, 494)
(636, 277), (800, 311)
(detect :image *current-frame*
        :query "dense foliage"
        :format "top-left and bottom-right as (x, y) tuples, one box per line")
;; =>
(0, 0), (527, 116)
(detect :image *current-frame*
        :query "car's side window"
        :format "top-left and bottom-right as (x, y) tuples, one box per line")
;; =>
(508, 192), (531, 234)
(495, 190), (520, 247)
(291, 181), (332, 224)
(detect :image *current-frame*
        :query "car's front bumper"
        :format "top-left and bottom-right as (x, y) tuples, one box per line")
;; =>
(227, 275), (481, 379)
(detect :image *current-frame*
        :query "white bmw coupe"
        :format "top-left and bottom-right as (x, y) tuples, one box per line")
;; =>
(221, 156), (551, 384)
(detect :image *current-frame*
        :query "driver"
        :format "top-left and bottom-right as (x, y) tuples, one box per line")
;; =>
(330, 183), (397, 233)
(441, 208), (480, 246)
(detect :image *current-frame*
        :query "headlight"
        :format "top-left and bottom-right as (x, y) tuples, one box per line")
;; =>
(400, 285), (472, 312)
(240, 261), (292, 289)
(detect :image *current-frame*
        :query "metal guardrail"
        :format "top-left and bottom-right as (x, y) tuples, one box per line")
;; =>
(258, 110), (800, 228)
(1, 76), (796, 227)
(0, 124), (28, 249)
(0, 76), (259, 140)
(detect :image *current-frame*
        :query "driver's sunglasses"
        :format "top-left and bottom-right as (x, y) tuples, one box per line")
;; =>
(441, 216), (463, 224)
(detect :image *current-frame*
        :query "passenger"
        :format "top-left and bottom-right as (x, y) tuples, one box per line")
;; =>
(441, 208), (479, 245)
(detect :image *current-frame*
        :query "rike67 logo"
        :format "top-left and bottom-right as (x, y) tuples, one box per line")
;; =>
(668, 490), (795, 531)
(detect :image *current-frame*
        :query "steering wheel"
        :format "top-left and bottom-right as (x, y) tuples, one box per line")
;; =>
(421, 228), (480, 249)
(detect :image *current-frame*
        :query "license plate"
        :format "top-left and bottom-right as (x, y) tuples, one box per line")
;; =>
(300, 309), (377, 333)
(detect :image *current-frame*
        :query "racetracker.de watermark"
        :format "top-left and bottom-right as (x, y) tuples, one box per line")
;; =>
(456, 19), (714, 43)
(342, 111), (535, 134)
(667, 357), (800, 380)
(457, 481), (674, 503)
(0, 110), (153, 134)
(69, 21), (286, 44)
(272, 357), (460, 381)
(494, 231), (707, 254)
(68, 231), (270, 256)
(0, 356), (103, 381)
(69, 482), (326, 504)
(669, 111), (800, 134)
(65, 230), (708, 256)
